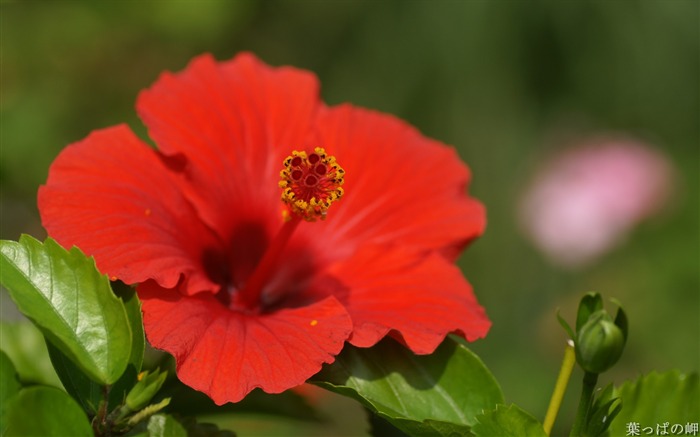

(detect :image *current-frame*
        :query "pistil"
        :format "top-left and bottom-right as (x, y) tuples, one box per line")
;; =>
(234, 147), (345, 311)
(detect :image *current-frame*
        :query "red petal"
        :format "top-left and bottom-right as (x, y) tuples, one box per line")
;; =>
(305, 105), (485, 261)
(139, 281), (352, 405)
(312, 245), (490, 354)
(136, 53), (322, 239)
(38, 125), (220, 293)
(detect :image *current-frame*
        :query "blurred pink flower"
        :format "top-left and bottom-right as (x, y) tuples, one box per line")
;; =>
(520, 138), (673, 268)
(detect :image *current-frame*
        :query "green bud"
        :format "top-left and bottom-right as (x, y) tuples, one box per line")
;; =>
(575, 310), (625, 374)
(125, 369), (168, 412)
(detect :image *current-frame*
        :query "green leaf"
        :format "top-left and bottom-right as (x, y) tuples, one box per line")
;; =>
(119, 282), (146, 371)
(583, 384), (621, 437)
(3, 386), (93, 437)
(556, 309), (575, 339)
(613, 305), (628, 344)
(0, 321), (61, 387)
(163, 379), (322, 421)
(0, 351), (21, 402)
(107, 283), (146, 407)
(386, 417), (472, 436)
(0, 235), (132, 385)
(313, 337), (503, 436)
(46, 341), (103, 413)
(608, 370), (699, 436)
(586, 397), (621, 437)
(48, 284), (147, 413)
(471, 404), (547, 437)
(128, 398), (171, 427)
(146, 414), (188, 437)
(0, 351), (21, 434)
(576, 292), (603, 333)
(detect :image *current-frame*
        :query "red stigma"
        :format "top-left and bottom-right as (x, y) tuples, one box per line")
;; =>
(279, 147), (345, 221)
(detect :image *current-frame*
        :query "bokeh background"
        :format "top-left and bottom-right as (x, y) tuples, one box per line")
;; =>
(2, 1), (698, 436)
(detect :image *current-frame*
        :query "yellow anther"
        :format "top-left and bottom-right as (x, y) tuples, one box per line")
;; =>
(280, 147), (345, 221)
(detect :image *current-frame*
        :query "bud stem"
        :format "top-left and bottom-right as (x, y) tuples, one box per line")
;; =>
(544, 340), (576, 436)
(569, 371), (599, 437)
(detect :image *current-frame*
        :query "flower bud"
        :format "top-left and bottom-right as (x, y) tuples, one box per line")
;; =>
(575, 310), (625, 374)
(125, 369), (167, 412)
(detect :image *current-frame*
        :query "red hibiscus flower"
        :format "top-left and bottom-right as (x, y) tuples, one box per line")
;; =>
(38, 53), (490, 405)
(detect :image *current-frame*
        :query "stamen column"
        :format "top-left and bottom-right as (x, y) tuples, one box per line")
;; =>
(235, 148), (345, 311)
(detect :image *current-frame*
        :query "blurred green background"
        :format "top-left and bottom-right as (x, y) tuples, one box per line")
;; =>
(2, 1), (698, 436)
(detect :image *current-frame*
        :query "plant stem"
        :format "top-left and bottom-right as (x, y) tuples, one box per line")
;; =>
(92, 385), (112, 437)
(544, 340), (576, 436)
(569, 371), (599, 437)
